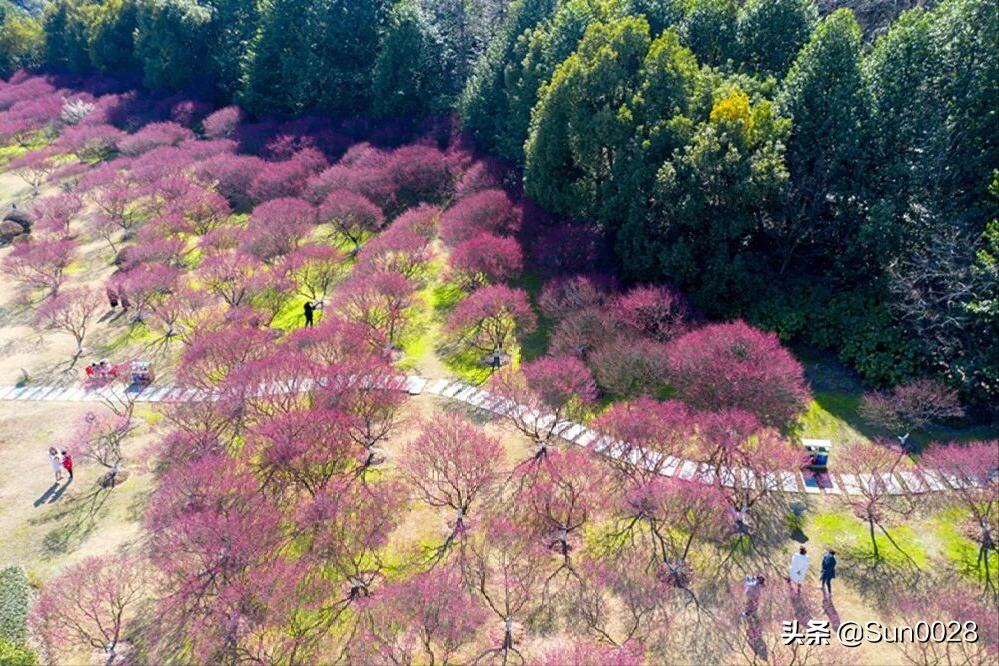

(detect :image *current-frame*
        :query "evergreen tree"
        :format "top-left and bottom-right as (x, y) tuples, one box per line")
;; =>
(242, 0), (388, 116)
(777, 8), (870, 275)
(203, 0), (260, 98)
(372, 0), (449, 118)
(524, 18), (699, 226)
(924, 0), (998, 226)
(525, 16), (654, 221)
(623, 88), (790, 309)
(736, 0), (817, 78)
(864, 7), (938, 262)
(42, 0), (92, 72)
(679, 0), (737, 68)
(134, 0), (212, 90)
(421, 0), (507, 93)
(88, 0), (139, 73)
(0, 5), (43, 78)
(624, 0), (685, 36)
(460, 0), (560, 162)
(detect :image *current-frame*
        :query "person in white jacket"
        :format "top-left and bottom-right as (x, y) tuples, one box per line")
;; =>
(47, 447), (62, 483)
(789, 546), (810, 595)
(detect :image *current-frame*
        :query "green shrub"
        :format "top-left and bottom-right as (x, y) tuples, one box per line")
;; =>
(747, 281), (929, 387)
(785, 500), (808, 533)
(0, 566), (31, 645)
(0, 639), (38, 666)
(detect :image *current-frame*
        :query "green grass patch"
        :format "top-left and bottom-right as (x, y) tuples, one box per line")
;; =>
(800, 391), (997, 450)
(798, 393), (871, 444)
(271, 294), (310, 333)
(811, 510), (927, 568)
(62, 258), (92, 277)
(442, 344), (516, 385)
(0, 639), (38, 666)
(510, 269), (550, 362)
(429, 279), (467, 315)
(394, 260), (448, 370)
(0, 144), (28, 166)
(0, 134), (53, 167)
(397, 322), (434, 371)
(97, 322), (160, 355)
(930, 508), (999, 585)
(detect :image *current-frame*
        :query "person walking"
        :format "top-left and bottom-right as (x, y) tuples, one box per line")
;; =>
(735, 504), (749, 533)
(106, 286), (119, 309)
(492, 348), (502, 370)
(789, 546), (810, 595)
(60, 450), (74, 482)
(47, 447), (63, 483)
(743, 574), (765, 617)
(820, 550), (837, 597)
(304, 301), (316, 327)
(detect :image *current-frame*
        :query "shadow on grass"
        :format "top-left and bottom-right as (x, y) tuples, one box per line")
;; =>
(430, 281), (467, 316)
(810, 390), (997, 451)
(30, 483), (115, 559)
(835, 545), (922, 612)
(510, 270), (551, 363)
(708, 496), (818, 589)
(932, 508), (999, 599)
(436, 344), (495, 385)
(798, 345), (998, 448)
(811, 391), (885, 442)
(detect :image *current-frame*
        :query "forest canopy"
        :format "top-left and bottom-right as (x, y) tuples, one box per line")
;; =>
(1, 0), (997, 407)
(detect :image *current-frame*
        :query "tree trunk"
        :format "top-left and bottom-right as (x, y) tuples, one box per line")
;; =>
(869, 516), (879, 560)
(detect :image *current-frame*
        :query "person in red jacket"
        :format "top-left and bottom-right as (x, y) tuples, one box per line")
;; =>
(60, 450), (74, 481)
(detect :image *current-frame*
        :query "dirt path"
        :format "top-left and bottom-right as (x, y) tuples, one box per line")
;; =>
(0, 400), (152, 579)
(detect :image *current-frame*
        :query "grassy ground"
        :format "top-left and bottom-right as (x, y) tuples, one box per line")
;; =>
(0, 402), (153, 580)
(794, 345), (997, 446)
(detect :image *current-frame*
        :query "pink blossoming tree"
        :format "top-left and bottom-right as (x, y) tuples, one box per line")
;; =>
(665, 321), (811, 428)
(445, 285), (536, 355)
(2, 237), (75, 296)
(34, 286), (102, 357)
(30, 554), (145, 666)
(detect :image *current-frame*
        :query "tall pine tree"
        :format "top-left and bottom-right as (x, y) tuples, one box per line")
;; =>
(242, 0), (388, 116)
(372, 1), (450, 118)
(777, 8), (870, 276)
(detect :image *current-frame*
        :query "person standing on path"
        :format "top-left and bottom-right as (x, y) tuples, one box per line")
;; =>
(47, 447), (62, 483)
(820, 550), (836, 597)
(60, 451), (74, 482)
(789, 546), (810, 595)
(304, 301), (316, 327)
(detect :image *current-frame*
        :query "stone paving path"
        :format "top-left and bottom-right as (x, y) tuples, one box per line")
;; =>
(1, 377), (967, 498)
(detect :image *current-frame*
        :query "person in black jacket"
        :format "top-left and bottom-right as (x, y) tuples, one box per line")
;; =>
(304, 301), (316, 327)
(820, 550), (837, 597)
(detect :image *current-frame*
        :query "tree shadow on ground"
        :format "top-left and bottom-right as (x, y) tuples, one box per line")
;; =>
(437, 398), (503, 429)
(837, 547), (921, 614)
(717, 497), (817, 578)
(30, 483), (114, 559)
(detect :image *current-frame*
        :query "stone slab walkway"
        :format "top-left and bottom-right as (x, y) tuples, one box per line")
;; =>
(2, 377), (966, 498)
